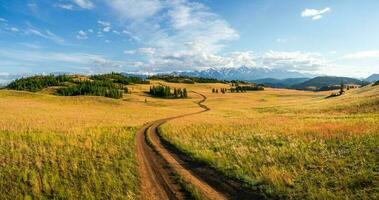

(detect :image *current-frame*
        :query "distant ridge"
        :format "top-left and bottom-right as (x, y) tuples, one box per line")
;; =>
(292, 76), (369, 91)
(253, 78), (310, 88)
(365, 74), (379, 82)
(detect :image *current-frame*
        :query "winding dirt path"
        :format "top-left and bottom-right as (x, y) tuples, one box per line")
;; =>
(135, 92), (259, 200)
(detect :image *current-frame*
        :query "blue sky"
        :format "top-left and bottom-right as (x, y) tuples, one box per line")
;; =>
(0, 0), (378, 78)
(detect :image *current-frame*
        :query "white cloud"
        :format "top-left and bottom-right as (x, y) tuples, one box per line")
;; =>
(108, 0), (239, 72)
(73, 0), (94, 9)
(312, 15), (322, 20)
(138, 48), (156, 55)
(106, 0), (162, 19)
(27, 28), (67, 45)
(0, 49), (99, 64)
(124, 50), (136, 55)
(301, 7), (331, 20)
(0, 48), (129, 73)
(262, 51), (326, 72)
(276, 38), (287, 43)
(122, 30), (142, 42)
(103, 27), (111, 32)
(326, 50), (379, 77)
(0, 18), (7, 22)
(10, 27), (19, 32)
(20, 43), (42, 49)
(342, 50), (379, 59)
(76, 30), (88, 40)
(98, 20), (111, 32)
(97, 20), (111, 27)
(131, 45), (256, 72)
(56, 3), (74, 10)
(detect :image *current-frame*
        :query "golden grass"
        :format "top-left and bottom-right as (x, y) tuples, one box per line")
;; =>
(161, 85), (379, 199)
(0, 83), (202, 199)
(1, 80), (378, 199)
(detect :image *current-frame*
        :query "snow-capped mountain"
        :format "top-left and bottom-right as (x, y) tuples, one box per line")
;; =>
(174, 66), (315, 81)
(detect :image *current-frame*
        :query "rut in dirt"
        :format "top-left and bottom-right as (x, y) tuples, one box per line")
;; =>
(135, 92), (263, 200)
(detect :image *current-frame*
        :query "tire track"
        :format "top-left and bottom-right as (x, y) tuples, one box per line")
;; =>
(135, 92), (259, 200)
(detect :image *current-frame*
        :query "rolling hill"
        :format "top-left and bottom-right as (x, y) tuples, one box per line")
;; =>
(292, 76), (369, 91)
(253, 77), (310, 88)
(365, 74), (379, 82)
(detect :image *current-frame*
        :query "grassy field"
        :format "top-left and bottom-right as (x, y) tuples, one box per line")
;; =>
(0, 83), (202, 199)
(1, 80), (378, 199)
(160, 85), (379, 199)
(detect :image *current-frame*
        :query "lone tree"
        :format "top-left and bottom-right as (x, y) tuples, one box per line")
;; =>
(339, 79), (345, 95)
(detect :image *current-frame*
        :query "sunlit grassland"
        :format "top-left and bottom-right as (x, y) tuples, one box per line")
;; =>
(161, 85), (379, 199)
(0, 84), (202, 199)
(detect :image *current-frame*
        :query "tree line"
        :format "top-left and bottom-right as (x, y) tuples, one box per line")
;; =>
(7, 75), (72, 92)
(56, 80), (124, 99)
(149, 85), (188, 98)
(212, 85), (264, 94)
(91, 72), (149, 85)
(149, 75), (224, 84)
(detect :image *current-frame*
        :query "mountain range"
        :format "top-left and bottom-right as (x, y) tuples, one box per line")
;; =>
(175, 66), (315, 81)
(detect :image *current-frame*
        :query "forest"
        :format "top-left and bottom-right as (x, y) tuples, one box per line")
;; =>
(149, 85), (188, 98)
(7, 75), (72, 92)
(6, 73), (146, 99)
(91, 72), (150, 85)
(56, 81), (124, 99)
(149, 75), (223, 84)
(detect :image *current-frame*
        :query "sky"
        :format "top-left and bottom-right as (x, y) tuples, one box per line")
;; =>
(0, 0), (379, 78)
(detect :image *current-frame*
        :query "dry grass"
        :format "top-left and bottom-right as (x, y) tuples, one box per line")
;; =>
(161, 85), (379, 199)
(1, 80), (378, 199)
(0, 83), (202, 199)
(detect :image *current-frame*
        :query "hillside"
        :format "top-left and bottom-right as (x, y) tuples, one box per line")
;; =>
(292, 76), (368, 91)
(254, 78), (310, 88)
(6, 73), (149, 99)
(366, 74), (379, 82)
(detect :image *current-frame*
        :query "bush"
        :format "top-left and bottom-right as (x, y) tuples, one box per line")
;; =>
(373, 80), (379, 86)
(7, 75), (72, 92)
(56, 81), (123, 99)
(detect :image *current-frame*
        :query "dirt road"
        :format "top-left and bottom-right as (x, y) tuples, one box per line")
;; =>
(135, 92), (259, 200)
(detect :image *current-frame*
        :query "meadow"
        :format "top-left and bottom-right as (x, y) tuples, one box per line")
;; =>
(0, 83), (202, 199)
(1, 79), (378, 199)
(160, 85), (379, 199)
